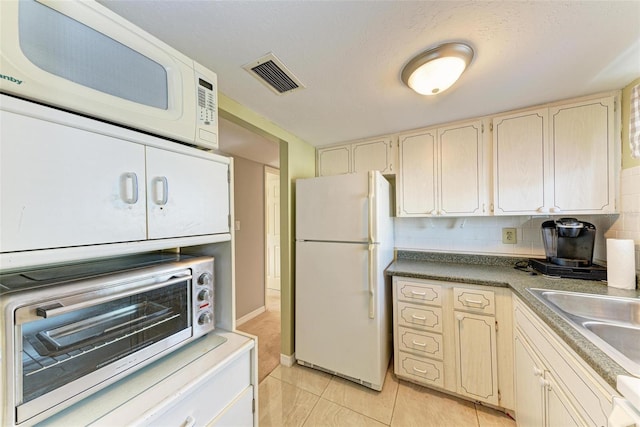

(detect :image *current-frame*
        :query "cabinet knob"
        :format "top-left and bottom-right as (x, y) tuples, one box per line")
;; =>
(550, 207), (562, 213)
(536, 207), (549, 213)
(533, 367), (543, 377)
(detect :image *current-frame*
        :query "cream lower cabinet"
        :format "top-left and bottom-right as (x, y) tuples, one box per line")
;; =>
(392, 277), (513, 410)
(493, 95), (617, 215)
(397, 119), (490, 217)
(317, 137), (396, 176)
(513, 295), (617, 426)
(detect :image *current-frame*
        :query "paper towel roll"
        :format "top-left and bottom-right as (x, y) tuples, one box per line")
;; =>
(606, 239), (637, 289)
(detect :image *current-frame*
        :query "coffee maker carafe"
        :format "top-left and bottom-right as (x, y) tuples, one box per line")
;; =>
(541, 218), (596, 267)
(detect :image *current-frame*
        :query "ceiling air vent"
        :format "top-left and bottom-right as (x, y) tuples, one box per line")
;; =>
(243, 53), (305, 95)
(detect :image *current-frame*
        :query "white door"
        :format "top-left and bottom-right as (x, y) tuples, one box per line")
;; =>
(295, 241), (386, 387)
(146, 147), (229, 239)
(265, 168), (281, 291)
(0, 109), (147, 252)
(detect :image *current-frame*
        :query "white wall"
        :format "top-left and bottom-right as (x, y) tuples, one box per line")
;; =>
(395, 165), (640, 273)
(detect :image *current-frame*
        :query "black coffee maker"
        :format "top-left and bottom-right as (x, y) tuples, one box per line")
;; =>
(529, 218), (607, 280)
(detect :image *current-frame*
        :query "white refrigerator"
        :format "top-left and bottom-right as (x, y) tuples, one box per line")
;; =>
(295, 171), (394, 391)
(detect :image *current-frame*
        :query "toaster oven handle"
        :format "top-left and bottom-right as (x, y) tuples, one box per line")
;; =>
(34, 273), (192, 319)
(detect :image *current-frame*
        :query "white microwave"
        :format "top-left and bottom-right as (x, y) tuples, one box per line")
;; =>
(0, 0), (218, 150)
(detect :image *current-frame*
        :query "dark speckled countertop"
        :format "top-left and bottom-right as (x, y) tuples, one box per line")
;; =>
(386, 250), (640, 389)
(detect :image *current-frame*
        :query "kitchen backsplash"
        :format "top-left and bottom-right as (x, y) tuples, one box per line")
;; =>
(394, 166), (640, 273)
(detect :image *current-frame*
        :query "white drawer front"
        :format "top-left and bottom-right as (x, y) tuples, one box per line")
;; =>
(397, 351), (444, 388)
(141, 350), (251, 426)
(396, 280), (443, 306)
(397, 302), (443, 333)
(453, 287), (495, 315)
(397, 326), (443, 360)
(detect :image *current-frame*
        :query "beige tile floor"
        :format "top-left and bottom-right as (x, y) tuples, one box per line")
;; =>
(259, 363), (516, 427)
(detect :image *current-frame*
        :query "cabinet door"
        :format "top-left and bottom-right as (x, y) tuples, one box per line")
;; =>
(398, 130), (437, 216)
(317, 145), (351, 176)
(493, 108), (548, 215)
(454, 311), (499, 405)
(550, 97), (615, 213)
(514, 334), (545, 427)
(352, 138), (395, 175)
(545, 371), (586, 427)
(146, 147), (230, 239)
(0, 110), (147, 252)
(438, 121), (485, 215)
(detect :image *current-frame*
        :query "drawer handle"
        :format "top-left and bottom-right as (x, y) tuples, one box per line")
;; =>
(413, 366), (427, 374)
(411, 290), (427, 296)
(411, 314), (427, 321)
(182, 415), (196, 427)
(463, 298), (484, 307)
(412, 340), (427, 347)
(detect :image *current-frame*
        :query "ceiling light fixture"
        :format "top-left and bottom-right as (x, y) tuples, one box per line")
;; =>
(401, 42), (474, 96)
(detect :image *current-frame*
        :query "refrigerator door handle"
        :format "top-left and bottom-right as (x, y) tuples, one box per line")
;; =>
(368, 171), (376, 243)
(368, 243), (377, 319)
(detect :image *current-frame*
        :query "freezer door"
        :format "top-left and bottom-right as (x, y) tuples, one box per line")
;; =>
(296, 171), (391, 243)
(295, 241), (391, 390)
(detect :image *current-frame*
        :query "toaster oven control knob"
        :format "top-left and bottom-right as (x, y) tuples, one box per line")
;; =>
(198, 311), (213, 325)
(197, 272), (212, 286)
(198, 289), (211, 302)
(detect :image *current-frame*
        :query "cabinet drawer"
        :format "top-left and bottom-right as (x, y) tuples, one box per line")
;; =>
(453, 287), (495, 315)
(397, 326), (443, 360)
(135, 350), (251, 426)
(397, 351), (444, 388)
(397, 302), (443, 333)
(396, 280), (443, 306)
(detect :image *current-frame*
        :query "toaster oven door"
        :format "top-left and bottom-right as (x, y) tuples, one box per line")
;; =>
(14, 273), (192, 423)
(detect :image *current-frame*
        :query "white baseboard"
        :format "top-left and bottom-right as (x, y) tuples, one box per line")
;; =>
(236, 306), (266, 326)
(280, 353), (296, 367)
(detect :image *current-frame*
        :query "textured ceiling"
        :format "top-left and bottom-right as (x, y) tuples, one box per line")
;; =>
(98, 1), (640, 147)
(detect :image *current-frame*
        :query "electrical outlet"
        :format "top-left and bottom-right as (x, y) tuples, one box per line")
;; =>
(502, 228), (517, 244)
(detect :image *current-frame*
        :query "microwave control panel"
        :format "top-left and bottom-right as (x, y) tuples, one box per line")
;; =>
(195, 68), (218, 149)
(197, 77), (216, 125)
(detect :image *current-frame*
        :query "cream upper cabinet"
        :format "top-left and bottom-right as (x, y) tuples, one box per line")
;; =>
(493, 95), (616, 215)
(550, 97), (615, 213)
(317, 145), (351, 176)
(493, 108), (548, 215)
(397, 129), (438, 215)
(351, 137), (395, 174)
(398, 120), (488, 217)
(317, 137), (395, 177)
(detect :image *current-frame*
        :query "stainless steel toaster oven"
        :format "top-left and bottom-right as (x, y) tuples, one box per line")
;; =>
(0, 253), (215, 426)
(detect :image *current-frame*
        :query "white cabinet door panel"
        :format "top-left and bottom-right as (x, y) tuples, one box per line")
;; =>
(438, 121), (483, 215)
(146, 147), (229, 239)
(550, 98), (614, 213)
(493, 109), (548, 215)
(352, 138), (393, 175)
(454, 311), (499, 405)
(514, 334), (545, 427)
(398, 130), (437, 216)
(0, 110), (147, 252)
(317, 146), (351, 176)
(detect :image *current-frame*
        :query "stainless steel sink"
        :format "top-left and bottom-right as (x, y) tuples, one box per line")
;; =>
(527, 288), (640, 376)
